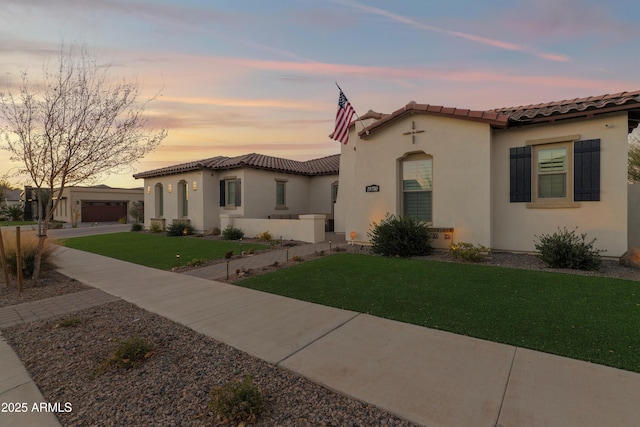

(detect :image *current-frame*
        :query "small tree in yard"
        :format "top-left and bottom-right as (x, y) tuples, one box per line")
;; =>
(0, 43), (167, 281)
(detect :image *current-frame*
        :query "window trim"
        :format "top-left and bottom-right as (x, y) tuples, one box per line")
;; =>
(525, 137), (581, 209)
(399, 152), (433, 223)
(275, 179), (288, 210)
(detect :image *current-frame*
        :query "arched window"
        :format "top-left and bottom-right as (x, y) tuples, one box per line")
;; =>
(178, 180), (188, 217)
(401, 153), (432, 222)
(154, 183), (163, 217)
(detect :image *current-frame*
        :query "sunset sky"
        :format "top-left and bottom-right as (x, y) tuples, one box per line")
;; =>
(1, 0), (639, 188)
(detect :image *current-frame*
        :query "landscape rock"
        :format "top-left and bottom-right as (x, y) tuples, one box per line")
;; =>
(619, 247), (640, 269)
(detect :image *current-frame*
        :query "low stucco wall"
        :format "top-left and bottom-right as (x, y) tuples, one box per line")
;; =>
(220, 214), (326, 243)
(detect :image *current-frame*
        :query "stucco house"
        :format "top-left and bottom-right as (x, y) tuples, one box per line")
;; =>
(23, 185), (144, 224)
(334, 90), (640, 257)
(133, 153), (339, 240)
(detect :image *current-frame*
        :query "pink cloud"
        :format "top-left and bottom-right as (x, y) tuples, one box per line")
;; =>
(331, 0), (569, 62)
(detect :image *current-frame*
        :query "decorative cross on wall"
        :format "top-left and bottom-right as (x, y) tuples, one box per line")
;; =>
(402, 120), (425, 144)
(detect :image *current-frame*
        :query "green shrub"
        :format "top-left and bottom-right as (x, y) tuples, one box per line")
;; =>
(4, 204), (23, 221)
(368, 214), (432, 257)
(150, 222), (162, 233)
(167, 221), (193, 237)
(118, 216), (127, 224)
(450, 242), (491, 262)
(256, 231), (272, 242)
(224, 250), (234, 259)
(209, 375), (264, 423)
(130, 223), (143, 232)
(2, 231), (57, 279)
(186, 258), (207, 267)
(54, 317), (82, 328)
(534, 227), (604, 271)
(110, 336), (153, 369)
(222, 225), (244, 240)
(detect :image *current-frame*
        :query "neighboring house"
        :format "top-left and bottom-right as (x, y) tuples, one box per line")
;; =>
(23, 185), (143, 224)
(335, 91), (640, 257)
(2, 189), (22, 208)
(133, 153), (340, 235)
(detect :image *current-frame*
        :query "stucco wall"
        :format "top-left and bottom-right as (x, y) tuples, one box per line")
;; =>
(491, 112), (628, 256)
(629, 183), (640, 249)
(337, 114), (492, 245)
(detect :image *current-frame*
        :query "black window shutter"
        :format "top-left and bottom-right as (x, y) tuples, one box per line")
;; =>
(219, 180), (225, 206)
(574, 139), (600, 201)
(235, 179), (242, 206)
(509, 146), (531, 202)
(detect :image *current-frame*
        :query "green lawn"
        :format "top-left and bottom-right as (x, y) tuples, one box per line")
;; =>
(62, 232), (268, 270)
(238, 253), (640, 373)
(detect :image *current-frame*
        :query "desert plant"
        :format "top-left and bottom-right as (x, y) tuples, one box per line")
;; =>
(2, 230), (57, 279)
(4, 204), (23, 221)
(167, 220), (193, 237)
(150, 222), (162, 233)
(256, 231), (272, 242)
(109, 336), (153, 369)
(224, 250), (234, 259)
(222, 225), (244, 240)
(450, 242), (491, 262)
(368, 214), (432, 257)
(118, 216), (127, 224)
(54, 317), (82, 328)
(292, 255), (303, 262)
(534, 227), (604, 270)
(130, 223), (143, 232)
(208, 375), (264, 423)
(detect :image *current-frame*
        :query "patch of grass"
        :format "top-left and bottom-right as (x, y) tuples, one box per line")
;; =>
(94, 336), (154, 376)
(238, 253), (640, 373)
(61, 232), (268, 270)
(54, 317), (83, 328)
(209, 375), (264, 424)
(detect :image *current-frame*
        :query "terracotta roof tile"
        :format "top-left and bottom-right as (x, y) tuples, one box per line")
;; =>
(134, 153), (339, 179)
(491, 90), (640, 124)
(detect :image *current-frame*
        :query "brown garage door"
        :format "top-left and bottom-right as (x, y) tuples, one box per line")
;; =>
(81, 201), (128, 222)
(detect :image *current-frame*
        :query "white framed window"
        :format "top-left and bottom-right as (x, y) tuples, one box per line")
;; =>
(401, 153), (433, 222)
(533, 141), (573, 204)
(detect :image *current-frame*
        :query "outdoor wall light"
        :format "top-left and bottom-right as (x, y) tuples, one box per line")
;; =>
(147, 186), (151, 195)
(193, 181), (197, 191)
(168, 184), (172, 193)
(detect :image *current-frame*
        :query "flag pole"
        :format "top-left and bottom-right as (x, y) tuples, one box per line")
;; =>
(335, 82), (369, 136)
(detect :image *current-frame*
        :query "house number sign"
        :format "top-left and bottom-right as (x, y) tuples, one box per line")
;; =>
(366, 184), (380, 192)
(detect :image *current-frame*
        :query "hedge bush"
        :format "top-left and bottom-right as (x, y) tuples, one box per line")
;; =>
(534, 227), (604, 271)
(222, 225), (244, 240)
(368, 214), (432, 257)
(166, 221), (193, 237)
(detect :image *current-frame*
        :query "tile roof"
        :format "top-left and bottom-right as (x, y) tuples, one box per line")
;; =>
(134, 153), (339, 179)
(356, 90), (640, 138)
(358, 101), (510, 138)
(491, 90), (640, 125)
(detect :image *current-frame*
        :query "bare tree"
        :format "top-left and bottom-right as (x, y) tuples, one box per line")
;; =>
(0, 44), (167, 281)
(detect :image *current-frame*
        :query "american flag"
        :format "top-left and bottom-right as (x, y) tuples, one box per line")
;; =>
(333, 89), (355, 144)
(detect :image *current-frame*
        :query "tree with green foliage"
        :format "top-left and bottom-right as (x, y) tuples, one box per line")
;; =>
(0, 43), (166, 281)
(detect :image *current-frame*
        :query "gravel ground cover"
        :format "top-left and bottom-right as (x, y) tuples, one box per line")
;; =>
(0, 270), (89, 308)
(2, 300), (417, 427)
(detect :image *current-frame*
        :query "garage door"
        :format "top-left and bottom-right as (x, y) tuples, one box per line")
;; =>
(81, 201), (128, 222)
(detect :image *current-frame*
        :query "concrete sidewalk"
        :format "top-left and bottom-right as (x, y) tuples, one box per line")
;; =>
(3, 246), (640, 426)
